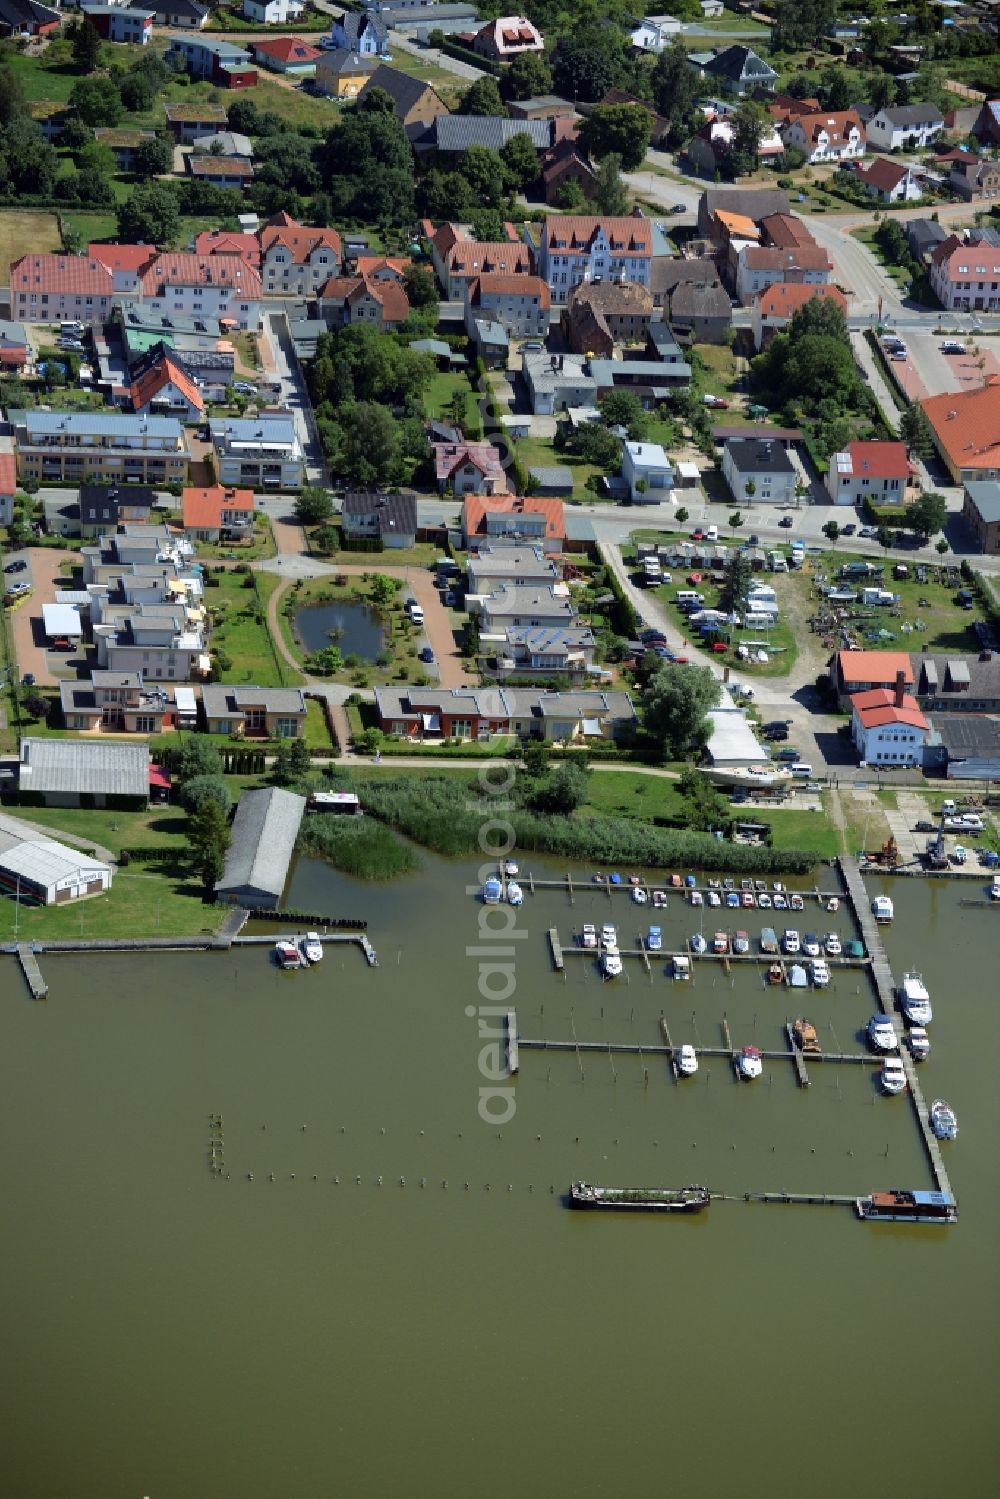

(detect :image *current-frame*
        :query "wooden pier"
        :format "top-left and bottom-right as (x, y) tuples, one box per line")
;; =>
(514, 1034), (879, 1067)
(743, 1191), (857, 1208)
(16, 943), (47, 1000)
(506, 1009), (518, 1075)
(785, 1022), (810, 1088)
(548, 928), (564, 971)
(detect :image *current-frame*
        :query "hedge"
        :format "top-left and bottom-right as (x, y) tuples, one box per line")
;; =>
(440, 37), (501, 75)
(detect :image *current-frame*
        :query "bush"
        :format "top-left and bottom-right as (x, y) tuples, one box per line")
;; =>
(298, 815), (418, 881)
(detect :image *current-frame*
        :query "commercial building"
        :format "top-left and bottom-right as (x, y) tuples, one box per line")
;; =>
(209, 415), (303, 489)
(920, 379), (1000, 484)
(926, 713), (1000, 781)
(826, 441), (911, 507)
(0, 814), (112, 906)
(18, 737), (151, 809)
(11, 410), (189, 487)
(962, 481), (1000, 554)
(214, 787), (306, 908)
(851, 678), (930, 767)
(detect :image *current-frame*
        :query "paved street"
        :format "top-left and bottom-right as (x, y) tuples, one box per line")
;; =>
(264, 311), (328, 488)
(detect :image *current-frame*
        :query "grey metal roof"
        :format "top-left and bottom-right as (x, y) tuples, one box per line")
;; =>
(216, 787), (306, 902)
(966, 480), (1000, 524)
(879, 102), (945, 127)
(930, 713), (1000, 757)
(529, 466), (573, 491)
(19, 738), (150, 799)
(590, 358), (692, 382)
(201, 684), (307, 718)
(17, 410), (182, 440)
(0, 835), (111, 887)
(701, 45), (776, 83)
(725, 437), (796, 475)
(433, 116), (550, 152)
(191, 131), (253, 157)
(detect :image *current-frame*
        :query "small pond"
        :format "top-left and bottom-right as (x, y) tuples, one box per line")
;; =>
(294, 598), (386, 660)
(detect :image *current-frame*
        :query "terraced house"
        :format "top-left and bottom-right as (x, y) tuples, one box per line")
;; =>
(373, 685), (636, 742)
(10, 411), (190, 487)
(536, 215), (654, 302)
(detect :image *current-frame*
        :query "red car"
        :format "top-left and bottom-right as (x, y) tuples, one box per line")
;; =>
(691, 528), (704, 541)
(711, 641), (728, 654)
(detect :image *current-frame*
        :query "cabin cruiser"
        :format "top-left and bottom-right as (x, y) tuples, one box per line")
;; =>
(898, 972), (932, 1026)
(581, 924), (598, 949)
(810, 959), (829, 988)
(504, 859), (519, 877)
(872, 894), (894, 923)
(741, 890), (755, 908)
(881, 1057), (907, 1095)
(601, 945), (623, 978)
(990, 875), (1000, 902)
(712, 930), (729, 954)
(754, 880), (767, 893)
(759, 927), (778, 955)
(802, 932), (820, 958)
(773, 893), (788, 910)
(647, 925), (662, 952)
(507, 881), (523, 906)
(789, 893), (804, 912)
(482, 877), (502, 904)
(725, 891), (740, 908)
(707, 878), (721, 890)
(826, 896), (840, 913)
(766, 963), (783, 985)
(689, 889), (704, 906)
(736, 1045), (763, 1081)
(690, 932), (708, 955)
(600, 924), (617, 949)
(673, 955), (691, 980)
(676, 1044), (698, 1077)
(786, 963), (808, 988)
(275, 940), (302, 970)
(824, 932), (842, 957)
(908, 1027), (930, 1062)
(930, 1099), (958, 1141)
(758, 892), (772, 909)
(792, 1018), (821, 1053)
(723, 878), (735, 891)
(707, 890), (721, 907)
(772, 881), (784, 894)
(782, 929), (800, 955)
(868, 1015), (899, 1052)
(300, 932), (323, 964)
(740, 878), (753, 892)
(652, 889), (668, 908)
(732, 929), (750, 955)
(632, 885), (648, 905)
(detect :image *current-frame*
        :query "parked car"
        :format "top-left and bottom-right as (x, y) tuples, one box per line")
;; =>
(21, 672), (35, 686)
(639, 629), (667, 644)
(4, 559), (26, 573)
(521, 340), (544, 352)
(913, 820), (936, 833)
(748, 533), (759, 547)
(859, 525), (878, 539)
(702, 395), (728, 409)
(841, 523), (856, 536)
(7, 580), (31, 596)
(419, 647), (435, 664)
(50, 636), (73, 651)
(231, 381), (257, 396)
(669, 202), (687, 214)
(443, 590), (457, 607)
(940, 340), (966, 354)
(779, 515), (794, 528)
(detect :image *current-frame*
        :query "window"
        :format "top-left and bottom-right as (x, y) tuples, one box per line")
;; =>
(134, 715), (157, 733)
(275, 717), (299, 739)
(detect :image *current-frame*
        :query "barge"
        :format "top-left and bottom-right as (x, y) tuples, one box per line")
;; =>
(570, 1182), (710, 1213)
(856, 1189), (958, 1225)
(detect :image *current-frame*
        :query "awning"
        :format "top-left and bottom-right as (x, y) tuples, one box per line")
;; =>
(421, 714), (441, 732)
(149, 766), (171, 790)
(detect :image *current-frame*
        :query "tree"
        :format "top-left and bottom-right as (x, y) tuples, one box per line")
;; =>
(119, 71), (157, 115)
(676, 506), (690, 525)
(71, 16), (101, 71)
(899, 402), (934, 459)
(116, 182), (179, 247)
(651, 42), (700, 145)
(457, 145), (508, 207)
(0, 56), (26, 128)
(600, 390), (647, 438)
(935, 538), (950, 556)
(0, 118), (56, 196)
(295, 486), (333, 526)
(678, 766), (732, 832)
(744, 480), (756, 505)
(69, 77), (123, 128)
(341, 402), (407, 486)
(909, 490), (947, 540)
(552, 176), (588, 211)
(369, 574), (402, 608)
(729, 100), (768, 176)
(643, 662), (721, 760)
(503, 51), (552, 102)
(722, 546), (752, 612)
(820, 64), (852, 111)
(460, 76), (506, 117)
(592, 153), (628, 216)
(321, 91), (415, 226)
(288, 737), (311, 778)
(531, 760), (590, 814)
(180, 774), (232, 817)
(551, 36), (618, 104)
(560, 421), (621, 468)
(729, 511), (743, 530)
(176, 737), (224, 782)
(402, 264), (439, 310)
(876, 525), (893, 554)
(186, 799), (231, 898)
(271, 742), (293, 786)
(500, 131), (541, 190)
(772, 0), (835, 50)
(579, 104), (651, 171)
(418, 169), (474, 221)
(822, 520), (840, 545)
(132, 136), (173, 180)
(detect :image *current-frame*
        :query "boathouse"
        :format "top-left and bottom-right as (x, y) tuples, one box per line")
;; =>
(17, 737), (151, 809)
(214, 786), (305, 909)
(0, 812), (112, 905)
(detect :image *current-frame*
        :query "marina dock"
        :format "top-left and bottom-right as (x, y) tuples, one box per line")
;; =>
(506, 1009), (518, 1075)
(16, 943), (47, 1000)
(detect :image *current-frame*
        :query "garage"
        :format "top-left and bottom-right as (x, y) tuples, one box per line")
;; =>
(41, 602), (83, 651)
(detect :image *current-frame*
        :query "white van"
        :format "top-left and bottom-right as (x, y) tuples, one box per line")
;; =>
(643, 556), (662, 581)
(790, 763), (813, 779)
(705, 525), (719, 543)
(675, 589), (703, 607)
(406, 600), (424, 625)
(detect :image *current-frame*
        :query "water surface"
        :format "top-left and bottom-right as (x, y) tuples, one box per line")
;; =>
(294, 599), (385, 660)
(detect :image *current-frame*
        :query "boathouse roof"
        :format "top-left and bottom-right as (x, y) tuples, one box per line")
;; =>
(215, 786), (305, 909)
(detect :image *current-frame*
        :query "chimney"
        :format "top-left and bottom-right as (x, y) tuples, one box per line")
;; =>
(894, 669), (906, 708)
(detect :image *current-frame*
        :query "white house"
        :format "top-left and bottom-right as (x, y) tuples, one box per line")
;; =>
(537, 215), (654, 302)
(782, 110), (866, 165)
(209, 415), (304, 489)
(721, 437), (797, 507)
(851, 681), (930, 767)
(242, 0), (303, 22)
(622, 441), (674, 504)
(864, 103), (944, 154)
(856, 158), (922, 204)
(630, 16), (681, 51)
(826, 441), (910, 506)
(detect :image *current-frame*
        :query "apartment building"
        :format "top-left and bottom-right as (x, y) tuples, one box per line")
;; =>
(258, 211), (342, 297)
(929, 229), (1000, 312)
(209, 415), (304, 489)
(536, 215), (654, 302)
(9, 253), (115, 325)
(11, 410), (189, 487)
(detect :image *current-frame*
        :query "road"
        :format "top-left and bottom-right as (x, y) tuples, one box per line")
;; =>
(386, 29), (485, 82)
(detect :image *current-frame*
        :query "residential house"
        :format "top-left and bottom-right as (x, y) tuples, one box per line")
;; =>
(851, 678), (930, 766)
(80, 4), (153, 43)
(536, 214), (654, 302)
(0, 319), (28, 371)
(129, 353), (204, 422)
(835, 649), (915, 704)
(781, 110), (866, 164)
(181, 484), (254, 542)
(26, 99), (73, 142)
(462, 494), (565, 553)
(373, 684), (636, 742)
(137, 252), (262, 330)
(941, 152), (1000, 202)
(598, 89), (670, 147)
(962, 480), (1000, 554)
(425, 221), (532, 299)
(471, 14), (544, 59)
(166, 36), (257, 88)
(18, 738), (151, 809)
(341, 491), (418, 548)
(905, 217), (948, 262)
(60, 671), (175, 736)
(164, 101), (228, 143)
(466, 544), (559, 595)
(477, 583), (575, 634)
(622, 441), (673, 504)
(522, 350), (598, 414)
(735, 244), (832, 306)
(509, 95), (578, 121)
(79, 484), (157, 540)
(249, 35), (321, 74)
(201, 684), (307, 738)
(357, 64), (448, 129)
(696, 186), (790, 239)
(856, 158), (922, 203)
(93, 128), (157, 171)
(648, 254), (723, 309)
(329, 11), (389, 55)
(191, 131), (254, 161)
(466, 273), (550, 337)
(11, 410), (189, 487)
(0, 0), (60, 35)
(912, 651), (1000, 714)
(259, 211), (342, 297)
(489, 624), (596, 680)
(695, 45), (777, 97)
(864, 102), (944, 152)
(562, 281), (654, 354)
(214, 786), (306, 908)
(133, 0), (207, 26)
(667, 281), (732, 344)
(929, 229), (1000, 312)
(242, 0), (303, 21)
(826, 440), (911, 506)
(972, 99), (1000, 147)
(630, 15), (682, 51)
(751, 283), (847, 350)
(9, 253), (115, 325)
(210, 415), (303, 489)
(539, 139), (596, 204)
(317, 271), (410, 329)
(920, 376), (1000, 483)
(759, 212), (821, 252)
(686, 115), (784, 175)
(314, 48), (378, 99)
(185, 155), (255, 191)
(423, 114), (551, 155)
(94, 599), (207, 683)
(433, 439), (505, 496)
(721, 437), (796, 506)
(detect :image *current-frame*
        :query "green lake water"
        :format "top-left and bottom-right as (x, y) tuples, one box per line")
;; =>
(0, 855), (996, 1498)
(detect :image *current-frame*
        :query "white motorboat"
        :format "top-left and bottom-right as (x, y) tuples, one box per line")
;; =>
(898, 972), (932, 1026)
(802, 932), (820, 958)
(772, 893), (787, 910)
(772, 881), (784, 894)
(707, 890), (721, 907)
(676, 1045), (698, 1077)
(789, 893), (805, 912)
(758, 892), (772, 909)
(673, 955), (691, 980)
(990, 875), (1000, 902)
(646, 925), (662, 953)
(826, 896), (839, 913)
(601, 946), (623, 978)
(689, 932), (707, 955)
(482, 877), (502, 904)
(786, 963), (808, 988)
(868, 1015), (899, 1052)
(652, 889), (668, 908)
(504, 859), (519, 877)
(300, 932), (323, 965)
(908, 1027), (930, 1061)
(581, 924), (598, 949)
(810, 959), (829, 988)
(782, 928), (800, 955)
(736, 1045), (763, 1081)
(872, 894), (894, 923)
(732, 929), (750, 955)
(881, 1057), (907, 1095)
(275, 940), (302, 970)
(600, 923), (617, 949)
(824, 932), (842, 957)
(930, 1099), (958, 1140)
(507, 881), (524, 907)
(632, 886), (648, 905)
(689, 890), (704, 906)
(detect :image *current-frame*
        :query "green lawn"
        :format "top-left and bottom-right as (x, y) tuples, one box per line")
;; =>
(424, 367), (480, 431)
(651, 570), (800, 678)
(0, 861), (217, 941)
(1, 803), (189, 858)
(277, 574), (439, 688)
(748, 806), (842, 861)
(207, 569), (297, 687)
(514, 434), (602, 502)
(577, 770), (686, 822)
(811, 547), (994, 655)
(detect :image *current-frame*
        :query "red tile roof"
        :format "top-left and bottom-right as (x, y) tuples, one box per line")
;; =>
(317, 274), (410, 323)
(194, 231), (261, 269)
(463, 494), (565, 540)
(851, 687), (928, 732)
(355, 255), (410, 278)
(88, 243), (156, 273)
(259, 214), (341, 265)
(139, 252), (262, 300)
(130, 354), (204, 415)
(182, 485), (254, 530)
(837, 650), (914, 688)
(471, 272), (551, 308)
(790, 110), (865, 146)
(434, 441), (504, 484)
(920, 377), (1000, 475)
(0, 453), (15, 496)
(759, 213), (817, 250)
(11, 254), (114, 297)
(841, 440), (909, 480)
(544, 214), (653, 256)
(251, 35), (322, 64)
(858, 157), (911, 192)
(755, 283), (846, 317)
(446, 241), (532, 278)
(742, 246), (831, 272)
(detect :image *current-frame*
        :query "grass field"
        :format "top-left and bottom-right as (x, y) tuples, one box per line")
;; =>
(0, 209), (61, 269)
(809, 547), (995, 655)
(577, 770), (686, 822)
(207, 569), (297, 687)
(514, 434), (601, 502)
(424, 368), (481, 431)
(748, 806), (842, 860)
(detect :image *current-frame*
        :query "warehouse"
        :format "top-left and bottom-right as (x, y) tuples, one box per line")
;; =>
(18, 738), (151, 808)
(214, 787), (305, 910)
(0, 813), (112, 905)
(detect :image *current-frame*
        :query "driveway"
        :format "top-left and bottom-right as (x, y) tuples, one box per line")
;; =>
(264, 311), (329, 488)
(10, 547), (77, 688)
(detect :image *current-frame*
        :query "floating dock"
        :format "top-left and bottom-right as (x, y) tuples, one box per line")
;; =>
(506, 1009), (518, 1075)
(16, 943), (47, 1000)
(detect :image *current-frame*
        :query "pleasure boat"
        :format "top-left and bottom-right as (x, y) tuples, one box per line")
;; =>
(507, 881), (523, 907)
(300, 932), (323, 964)
(786, 963), (808, 988)
(707, 878), (721, 890)
(601, 946), (623, 978)
(741, 890), (755, 908)
(990, 876), (1000, 902)
(930, 1099), (958, 1141)
(802, 932), (820, 958)
(275, 940), (302, 970)
(723, 878), (735, 891)
(725, 891), (740, 909)
(712, 930), (729, 954)
(652, 889), (668, 908)
(673, 954), (691, 979)
(732, 929), (750, 955)
(676, 1044), (698, 1077)
(868, 1015), (899, 1052)
(758, 892), (772, 909)
(754, 881), (767, 893)
(908, 1027), (931, 1062)
(773, 893), (788, 910)
(740, 878), (753, 892)
(826, 896), (840, 913)
(856, 1189), (957, 1224)
(647, 925), (662, 953)
(736, 1045), (763, 1081)
(580, 924), (598, 949)
(689, 889), (704, 907)
(872, 894), (894, 924)
(792, 1018), (821, 1053)
(810, 959), (830, 988)
(898, 972), (932, 1027)
(766, 963), (783, 985)
(690, 932), (708, 955)
(772, 881), (784, 894)
(482, 877), (502, 904)
(782, 929), (800, 955)
(789, 893), (804, 912)
(824, 932), (842, 957)
(632, 886), (648, 905)
(707, 890), (722, 907)
(600, 923), (617, 949)
(504, 859), (519, 877)
(881, 1058), (907, 1095)
(759, 927), (778, 954)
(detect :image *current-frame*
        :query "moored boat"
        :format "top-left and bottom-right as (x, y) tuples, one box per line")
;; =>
(930, 1099), (958, 1141)
(482, 877), (502, 904)
(673, 954), (691, 979)
(824, 931), (842, 957)
(580, 923), (597, 949)
(570, 1182), (710, 1212)
(690, 932), (707, 955)
(600, 923), (617, 948)
(773, 893), (788, 910)
(881, 1056), (907, 1095)
(300, 931), (323, 964)
(766, 962), (783, 985)
(646, 924), (662, 953)
(810, 959), (829, 988)
(792, 1017), (821, 1053)
(908, 1026), (930, 1061)
(274, 940), (302, 970)
(856, 1189), (957, 1224)
(786, 963), (808, 988)
(689, 889), (703, 906)
(632, 886), (648, 905)
(759, 926), (778, 955)
(826, 896), (840, 913)
(736, 1044), (762, 1080)
(758, 892), (772, 909)
(872, 894), (894, 923)
(898, 971), (932, 1026)
(676, 1044), (698, 1076)
(868, 1014), (898, 1052)
(802, 932), (820, 958)
(741, 890), (755, 908)
(601, 946), (623, 978)
(789, 892), (804, 912)
(707, 890), (721, 907)
(652, 889), (668, 908)
(712, 930), (729, 954)
(732, 929), (750, 955)
(782, 928), (800, 954)
(504, 859), (519, 877)
(725, 891), (740, 908)
(507, 881), (524, 907)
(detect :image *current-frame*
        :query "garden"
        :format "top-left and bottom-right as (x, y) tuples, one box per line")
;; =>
(276, 573), (437, 689)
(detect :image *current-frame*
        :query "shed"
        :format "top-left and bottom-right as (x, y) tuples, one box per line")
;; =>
(215, 786), (305, 909)
(174, 686), (198, 725)
(528, 466), (574, 497)
(42, 603), (83, 642)
(18, 738), (150, 809)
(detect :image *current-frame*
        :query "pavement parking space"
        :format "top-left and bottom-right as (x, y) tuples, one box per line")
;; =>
(8, 547), (77, 688)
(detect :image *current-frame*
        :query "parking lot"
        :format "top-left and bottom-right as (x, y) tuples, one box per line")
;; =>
(7, 547), (80, 688)
(882, 331), (1000, 402)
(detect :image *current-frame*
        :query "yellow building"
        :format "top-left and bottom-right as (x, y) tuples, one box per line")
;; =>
(314, 47), (378, 100)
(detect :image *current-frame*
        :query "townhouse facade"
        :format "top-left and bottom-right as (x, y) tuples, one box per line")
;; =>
(466, 273), (550, 337)
(735, 244), (831, 306)
(209, 416), (304, 489)
(781, 110), (865, 164)
(11, 410), (189, 487)
(10, 253), (114, 325)
(259, 213), (342, 297)
(373, 685), (636, 741)
(929, 229), (1000, 312)
(536, 215), (654, 302)
(201, 684), (307, 738)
